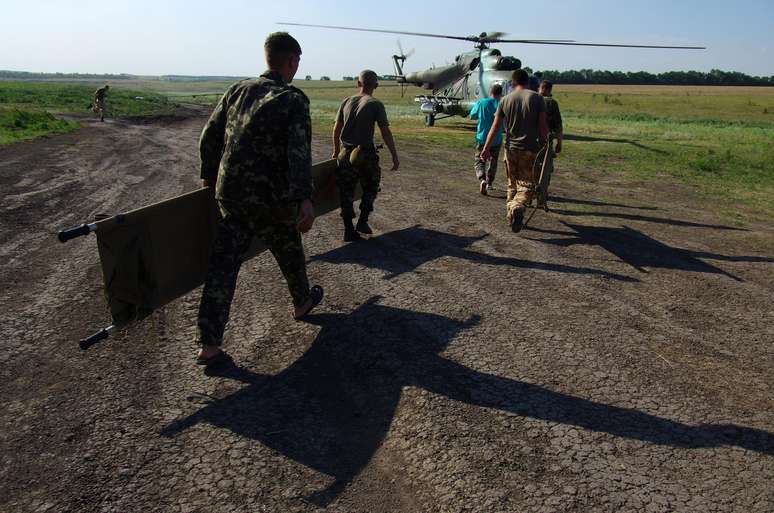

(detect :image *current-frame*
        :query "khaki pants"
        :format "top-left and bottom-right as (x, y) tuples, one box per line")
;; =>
(503, 148), (538, 220)
(336, 147), (381, 220)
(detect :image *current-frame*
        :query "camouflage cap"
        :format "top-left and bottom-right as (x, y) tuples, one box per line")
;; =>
(359, 70), (379, 87)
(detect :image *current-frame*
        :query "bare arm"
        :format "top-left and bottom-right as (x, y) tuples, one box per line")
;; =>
(538, 112), (549, 143)
(480, 111), (503, 159)
(331, 118), (343, 159)
(378, 124), (399, 171)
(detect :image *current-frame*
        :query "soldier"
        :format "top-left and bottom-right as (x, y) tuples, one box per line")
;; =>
(92, 84), (109, 122)
(528, 71), (543, 92)
(470, 83), (503, 195)
(331, 70), (399, 242)
(481, 68), (548, 232)
(538, 80), (563, 208)
(195, 32), (323, 366)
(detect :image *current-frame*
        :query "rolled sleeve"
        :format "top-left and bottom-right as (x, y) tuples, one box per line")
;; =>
(376, 102), (390, 129)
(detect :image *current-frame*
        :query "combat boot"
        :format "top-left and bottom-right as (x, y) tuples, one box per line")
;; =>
(343, 218), (362, 242)
(356, 212), (373, 235)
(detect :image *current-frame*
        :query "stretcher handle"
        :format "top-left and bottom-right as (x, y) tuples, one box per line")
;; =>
(58, 223), (96, 243)
(79, 325), (115, 350)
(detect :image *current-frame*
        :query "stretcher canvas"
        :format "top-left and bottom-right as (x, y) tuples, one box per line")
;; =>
(93, 159), (359, 327)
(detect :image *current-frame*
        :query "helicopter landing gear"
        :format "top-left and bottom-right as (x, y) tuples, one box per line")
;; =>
(424, 114), (435, 127)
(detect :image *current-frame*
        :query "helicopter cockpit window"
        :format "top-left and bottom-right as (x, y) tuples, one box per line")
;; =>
(494, 56), (522, 71)
(469, 57), (480, 71)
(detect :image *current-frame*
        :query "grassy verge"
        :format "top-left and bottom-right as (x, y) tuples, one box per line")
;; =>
(0, 108), (79, 145)
(297, 82), (774, 221)
(4, 79), (773, 220)
(0, 81), (179, 145)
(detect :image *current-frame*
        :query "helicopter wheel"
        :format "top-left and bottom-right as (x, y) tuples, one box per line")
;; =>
(425, 114), (435, 127)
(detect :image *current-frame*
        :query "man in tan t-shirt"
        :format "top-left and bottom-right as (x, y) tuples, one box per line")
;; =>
(332, 70), (399, 241)
(482, 69), (548, 232)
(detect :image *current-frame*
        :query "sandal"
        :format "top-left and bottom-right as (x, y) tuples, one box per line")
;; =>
(294, 285), (324, 320)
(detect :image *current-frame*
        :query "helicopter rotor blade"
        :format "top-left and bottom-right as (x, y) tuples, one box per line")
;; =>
(492, 39), (705, 49)
(278, 22), (703, 49)
(279, 22), (478, 43)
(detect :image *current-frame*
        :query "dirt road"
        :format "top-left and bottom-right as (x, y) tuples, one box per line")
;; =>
(1, 111), (772, 513)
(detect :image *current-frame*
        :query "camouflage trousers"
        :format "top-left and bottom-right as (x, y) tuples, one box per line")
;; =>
(503, 148), (538, 220)
(92, 99), (107, 119)
(336, 148), (381, 219)
(197, 204), (310, 346)
(474, 143), (500, 185)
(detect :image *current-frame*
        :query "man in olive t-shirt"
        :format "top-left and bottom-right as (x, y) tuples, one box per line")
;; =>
(481, 69), (548, 232)
(332, 70), (399, 241)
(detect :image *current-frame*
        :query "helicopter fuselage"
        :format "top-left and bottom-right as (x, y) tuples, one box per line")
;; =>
(397, 48), (524, 125)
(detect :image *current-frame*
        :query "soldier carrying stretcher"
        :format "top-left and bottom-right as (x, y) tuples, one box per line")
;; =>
(195, 32), (323, 367)
(331, 70), (400, 242)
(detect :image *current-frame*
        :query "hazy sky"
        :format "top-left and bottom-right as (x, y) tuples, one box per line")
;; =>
(1, 0), (772, 77)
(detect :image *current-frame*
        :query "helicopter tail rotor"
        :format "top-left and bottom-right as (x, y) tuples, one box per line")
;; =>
(393, 39), (415, 77)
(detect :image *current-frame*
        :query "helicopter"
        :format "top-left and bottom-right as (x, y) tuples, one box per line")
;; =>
(280, 22), (705, 126)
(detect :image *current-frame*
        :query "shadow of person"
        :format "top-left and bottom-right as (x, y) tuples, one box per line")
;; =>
(551, 207), (747, 231)
(310, 225), (637, 282)
(529, 222), (773, 281)
(563, 132), (669, 155)
(550, 195), (658, 211)
(161, 298), (774, 506)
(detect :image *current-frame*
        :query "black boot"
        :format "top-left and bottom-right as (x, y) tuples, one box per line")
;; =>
(343, 218), (362, 242)
(356, 212), (373, 234)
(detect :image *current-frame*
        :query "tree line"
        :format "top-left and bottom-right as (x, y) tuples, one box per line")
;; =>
(529, 68), (774, 86)
(3, 69), (772, 87)
(0, 70), (137, 80)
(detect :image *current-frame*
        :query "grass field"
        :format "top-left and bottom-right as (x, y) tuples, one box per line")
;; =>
(2, 78), (773, 220)
(0, 81), (176, 144)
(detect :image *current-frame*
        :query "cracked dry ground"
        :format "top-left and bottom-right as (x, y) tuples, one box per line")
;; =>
(1, 111), (773, 513)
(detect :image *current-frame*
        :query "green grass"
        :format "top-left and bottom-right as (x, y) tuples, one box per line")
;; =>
(0, 81), (178, 145)
(0, 108), (78, 144)
(290, 81), (774, 220)
(3, 78), (773, 219)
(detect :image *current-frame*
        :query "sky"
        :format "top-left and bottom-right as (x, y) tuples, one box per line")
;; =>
(1, 0), (772, 78)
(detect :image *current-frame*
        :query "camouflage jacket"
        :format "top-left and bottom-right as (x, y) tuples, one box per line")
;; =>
(544, 96), (563, 136)
(94, 87), (108, 101)
(199, 70), (313, 209)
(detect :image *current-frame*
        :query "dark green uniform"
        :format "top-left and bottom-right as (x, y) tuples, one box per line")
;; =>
(544, 96), (563, 138)
(197, 70), (313, 346)
(540, 95), (563, 205)
(335, 94), (388, 220)
(93, 86), (109, 121)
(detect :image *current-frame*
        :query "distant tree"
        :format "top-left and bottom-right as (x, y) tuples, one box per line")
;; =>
(320, 76), (331, 81)
(343, 76), (355, 81)
(305, 75), (312, 81)
(535, 68), (773, 86)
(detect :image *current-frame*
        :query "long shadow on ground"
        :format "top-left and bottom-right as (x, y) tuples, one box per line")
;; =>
(550, 208), (746, 231)
(310, 225), (637, 282)
(564, 133), (669, 154)
(161, 298), (774, 506)
(550, 195), (658, 211)
(527, 223), (774, 281)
